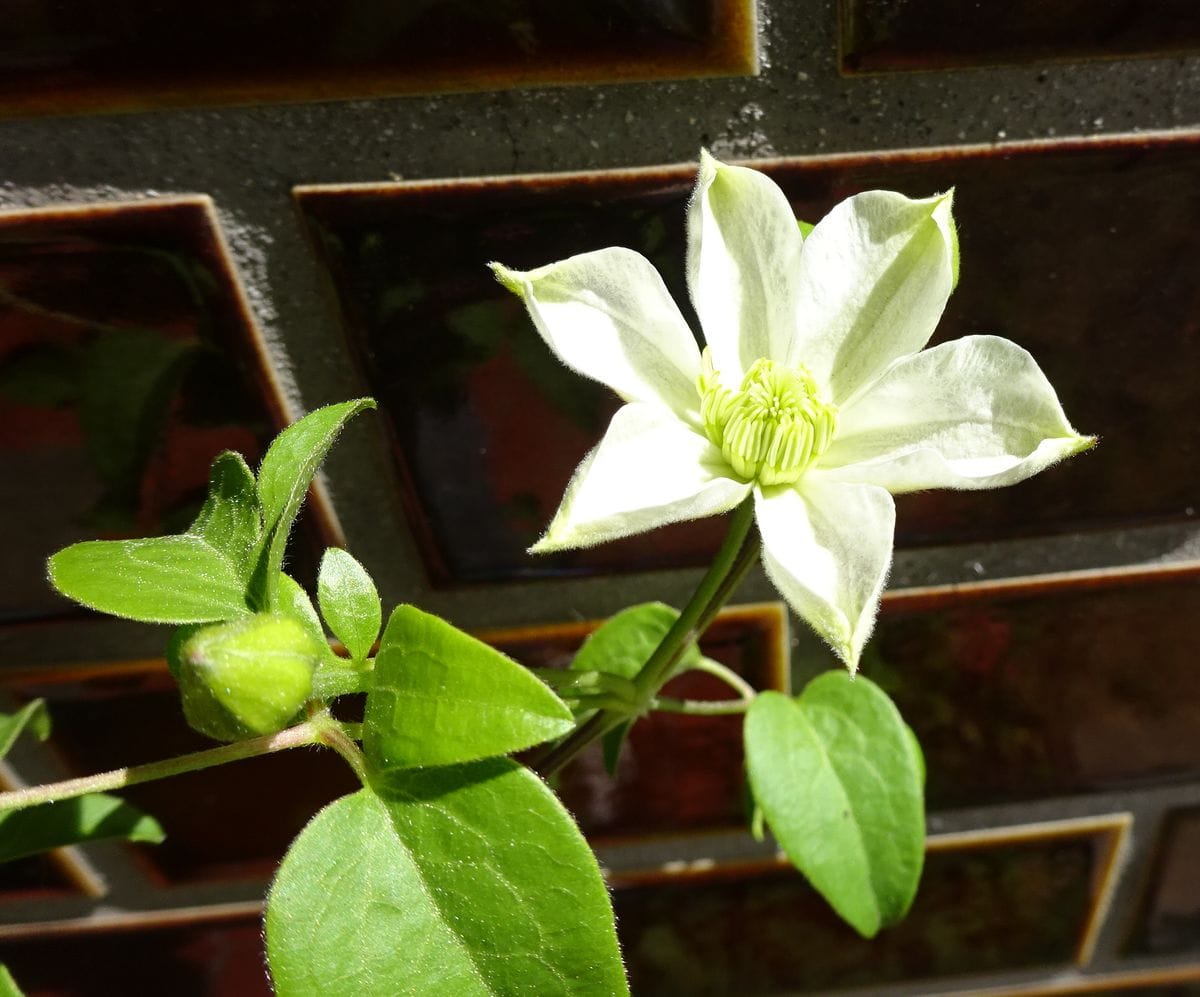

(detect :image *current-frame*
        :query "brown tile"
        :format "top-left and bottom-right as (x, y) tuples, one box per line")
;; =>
(1129, 806), (1200, 956)
(297, 133), (1200, 584)
(835, 572), (1200, 809)
(0, 1), (756, 118)
(0, 912), (270, 996)
(0, 198), (321, 625)
(612, 819), (1122, 995)
(840, 0), (1200, 74)
(487, 602), (788, 840)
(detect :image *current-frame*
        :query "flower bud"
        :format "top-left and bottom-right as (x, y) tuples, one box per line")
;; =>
(172, 614), (320, 740)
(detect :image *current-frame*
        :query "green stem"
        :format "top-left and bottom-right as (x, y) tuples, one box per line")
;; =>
(650, 695), (753, 716)
(535, 498), (760, 778)
(690, 656), (757, 702)
(0, 717), (332, 812)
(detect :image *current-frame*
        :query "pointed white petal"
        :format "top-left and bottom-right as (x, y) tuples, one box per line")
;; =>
(821, 335), (1095, 492)
(686, 150), (805, 385)
(755, 477), (895, 673)
(531, 403), (750, 552)
(491, 248), (702, 418)
(789, 190), (956, 405)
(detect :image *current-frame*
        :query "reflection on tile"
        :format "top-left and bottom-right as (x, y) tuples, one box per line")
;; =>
(486, 603), (788, 840)
(298, 132), (1200, 584)
(0, 198), (311, 624)
(0, 1), (756, 117)
(840, 0), (1200, 74)
(1130, 807), (1200, 956)
(829, 573), (1200, 809)
(2, 664), (358, 884)
(1, 913), (270, 996)
(614, 820), (1121, 994)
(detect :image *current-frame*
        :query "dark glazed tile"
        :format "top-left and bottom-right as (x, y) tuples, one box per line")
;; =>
(0, 1), (756, 118)
(0, 913), (271, 996)
(0, 198), (317, 624)
(836, 572), (1200, 809)
(298, 133), (1200, 584)
(840, 0), (1200, 74)
(1129, 807), (1200, 956)
(487, 602), (788, 840)
(613, 820), (1121, 994)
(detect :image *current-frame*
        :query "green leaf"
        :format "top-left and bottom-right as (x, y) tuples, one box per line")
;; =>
(797, 219), (816, 238)
(317, 548), (380, 663)
(570, 602), (701, 774)
(251, 399), (375, 607)
(0, 793), (164, 863)
(265, 762), (628, 996)
(744, 673), (925, 938)
(364, 605), (573, 771)
(48, 535), (250, 624)
(0, 963), (26, 997)
(0, 700), (50, 760)
(189, 451), (262, 578)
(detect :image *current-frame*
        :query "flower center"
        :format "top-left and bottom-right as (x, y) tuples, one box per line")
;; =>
(699, 353), (837, 486)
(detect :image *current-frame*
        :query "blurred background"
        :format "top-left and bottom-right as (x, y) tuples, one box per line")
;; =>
(0, 1), (1198, 993)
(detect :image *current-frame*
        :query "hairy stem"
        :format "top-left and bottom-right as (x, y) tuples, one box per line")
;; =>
(690, 655), (758, 702)
(650, 695), (753, 716)
(0, 718), (332, 812)
(535, 498), (760, 778)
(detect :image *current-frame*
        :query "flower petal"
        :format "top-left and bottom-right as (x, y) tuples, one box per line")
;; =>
(686, 150), (805, 385)
(788, 190), (956, 405)
(820, 335), (1095, 492)
(531, 403), (750, 552)
(491, 248), (702, 418)
(755, 477), (895, 673)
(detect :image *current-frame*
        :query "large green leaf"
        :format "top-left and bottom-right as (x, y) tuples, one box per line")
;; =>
(317, 547), (380, 664)
(188, 450), (262, 578)
(364, 606), (573, 771)
(0, 793), (164, 863)
(48, 535), (249, 623)
(251, 399), (375, 606)
(744, 672), (925, 938)
(0, 700), (49, 760)
(265, 762), (628, 996)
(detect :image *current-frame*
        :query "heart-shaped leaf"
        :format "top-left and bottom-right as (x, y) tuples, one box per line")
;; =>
(744, 672), (925, 937)
(265, 762), (628, 996)
(364, 605), (573, 771)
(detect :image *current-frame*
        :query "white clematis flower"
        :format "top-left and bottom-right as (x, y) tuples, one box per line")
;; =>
(491, 151), (1092, 672)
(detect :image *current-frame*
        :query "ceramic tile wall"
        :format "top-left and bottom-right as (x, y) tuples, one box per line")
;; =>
(1, 0), (1199, 993)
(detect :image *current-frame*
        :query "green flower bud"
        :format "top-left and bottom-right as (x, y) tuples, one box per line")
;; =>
(170, 614), (320, 740)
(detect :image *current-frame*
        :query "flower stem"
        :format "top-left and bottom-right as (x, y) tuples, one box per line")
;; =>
(535, 498), (760, 779)
(650, 696), (753, 716)
(689, 655), (758, 702)
(0, 718), (332, 812)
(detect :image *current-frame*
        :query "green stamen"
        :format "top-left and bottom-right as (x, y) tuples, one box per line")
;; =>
(699, 351), (837, 486)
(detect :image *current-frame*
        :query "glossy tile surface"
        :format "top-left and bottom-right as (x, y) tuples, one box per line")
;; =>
(299, 133), (1200, 584)
(0, 1), (755, 118)
(840, 0), (1200, 73)
(1130, 807), (1200, 956)
(835, 573), (1200, 809)
(0, 199), (298, 623)
(614, 825), (1114, 994)
(1, 914), (270, 996)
